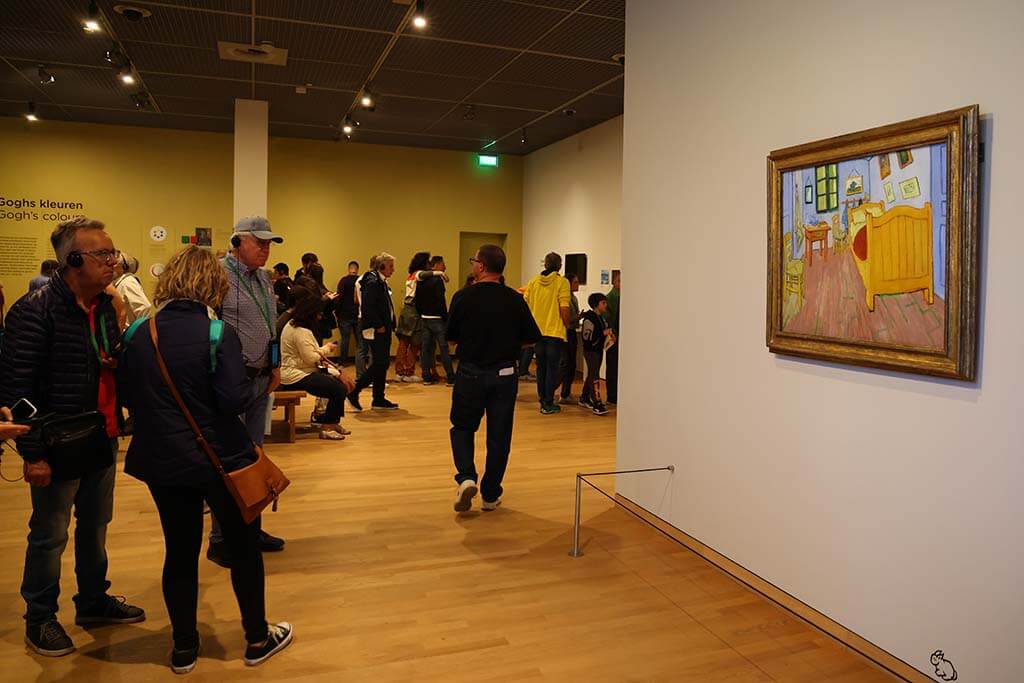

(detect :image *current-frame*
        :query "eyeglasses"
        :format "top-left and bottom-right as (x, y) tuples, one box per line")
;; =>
(81, 249), (121, 264)
(468, 257), (482, 264)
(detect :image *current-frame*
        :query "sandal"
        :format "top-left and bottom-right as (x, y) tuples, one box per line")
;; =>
(318, 429), (345, 440)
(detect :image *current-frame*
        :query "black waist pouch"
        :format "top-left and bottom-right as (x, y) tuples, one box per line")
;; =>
(35, 412), (113, 480)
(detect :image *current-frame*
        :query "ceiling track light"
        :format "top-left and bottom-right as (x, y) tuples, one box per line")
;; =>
(83, 0), (101, 33)
(520, 128), (527, 145)
(38, 65), (55, 84)
(342, 119), (354, 135)
(359, 89), (375, 110)
(104, 48), (126, 67)
(25, 101), (38, 122)
(131, 92), (151, 110)
(118, 68), (136, 85)
(462, 104), (475, 121)
(412, 0), (428, 29)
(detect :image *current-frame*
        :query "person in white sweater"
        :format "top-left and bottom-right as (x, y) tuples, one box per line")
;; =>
(278, 288), (355, 440)
(113, 252), (152, 329)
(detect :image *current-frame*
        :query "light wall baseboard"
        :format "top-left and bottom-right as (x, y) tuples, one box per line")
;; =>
(613, 493), (933, 683)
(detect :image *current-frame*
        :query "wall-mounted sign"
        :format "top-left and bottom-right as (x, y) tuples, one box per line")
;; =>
(149, 225), (167, 242)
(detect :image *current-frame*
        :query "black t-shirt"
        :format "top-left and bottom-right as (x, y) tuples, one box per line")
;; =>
(273, 277), (293, 313)
(336, 274), (359, 320)
(447, 282), (541, 368)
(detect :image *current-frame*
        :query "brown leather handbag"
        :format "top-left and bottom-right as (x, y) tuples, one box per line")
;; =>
(149, 316), (289, 524)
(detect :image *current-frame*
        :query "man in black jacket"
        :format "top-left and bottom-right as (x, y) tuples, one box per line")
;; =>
(348, 252), (398, 411)
(0, 217), (145, 657)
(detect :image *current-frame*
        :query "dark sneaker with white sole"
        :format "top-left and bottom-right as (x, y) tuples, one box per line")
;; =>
(371, 399), (399, 410)
(25, 620), (75, 657)
(244, 622), (294, 666)
(171, 638), (201, 674)
(75, 595), (146, 626)
(346, 391), (363, 412)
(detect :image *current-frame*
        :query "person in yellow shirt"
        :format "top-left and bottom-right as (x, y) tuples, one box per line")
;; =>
(522, 252), (571, 414)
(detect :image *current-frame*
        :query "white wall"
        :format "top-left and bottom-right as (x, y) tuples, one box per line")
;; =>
(522, 116), (622, 305)
(621, 1), (1021, 681)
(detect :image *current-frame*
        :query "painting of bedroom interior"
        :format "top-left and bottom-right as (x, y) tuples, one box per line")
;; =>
(780, 142), (948, 350)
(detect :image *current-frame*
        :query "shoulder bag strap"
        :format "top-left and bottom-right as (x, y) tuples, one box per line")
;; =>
(148, 316), (229, 477)
(209, 319), (224, 373)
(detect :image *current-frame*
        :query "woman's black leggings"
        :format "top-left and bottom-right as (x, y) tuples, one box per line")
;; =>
(148, 477), (268, 649)
(280, 370), (346, 423)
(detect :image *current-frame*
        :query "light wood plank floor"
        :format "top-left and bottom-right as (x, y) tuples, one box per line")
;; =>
(0, 378), (897, 682)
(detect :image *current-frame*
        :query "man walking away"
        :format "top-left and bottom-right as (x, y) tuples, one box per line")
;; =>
(348, 253), (398, 411)
(447, 245), (541, 512)
(523, 252), (571, 414)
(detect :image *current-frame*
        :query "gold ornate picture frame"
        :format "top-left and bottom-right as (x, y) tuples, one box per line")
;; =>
(766, 106), (979, 380)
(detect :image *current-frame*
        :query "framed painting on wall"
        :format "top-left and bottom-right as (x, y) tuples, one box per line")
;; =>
(766, 105), (980, 380)
(878, 153), (892, 179)
(844, 175), (864, 195)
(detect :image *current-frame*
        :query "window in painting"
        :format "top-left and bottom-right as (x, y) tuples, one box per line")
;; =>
(815, 163), (838, 212)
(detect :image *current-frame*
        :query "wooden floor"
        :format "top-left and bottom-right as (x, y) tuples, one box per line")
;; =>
(784, 248), (944, 349)
(0, 376), (897, 682)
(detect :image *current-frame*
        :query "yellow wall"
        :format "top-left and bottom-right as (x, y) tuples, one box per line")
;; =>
(0, 118), (233, 299)
(0, 118), (523, 315)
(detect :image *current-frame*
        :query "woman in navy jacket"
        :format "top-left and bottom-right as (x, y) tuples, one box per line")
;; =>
(118, 246), (292, 673)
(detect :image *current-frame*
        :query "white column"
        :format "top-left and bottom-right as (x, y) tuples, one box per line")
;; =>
(233, 99), (268, 222)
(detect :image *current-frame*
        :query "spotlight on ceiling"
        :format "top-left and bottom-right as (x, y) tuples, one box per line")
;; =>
(412, 0), (428, 29)
(119, 69), (135, 85)
(83, 1), (101, 32)
(38, 65), (55, 84)
(104, 48), (123, 66)
(462, 104), (476, 121)
(359, 90), (374, 109)
(25, 101), (38, 122)
(342, 118), (354, 135)
(131, 92), (151, 110)
(520, 128), (527, 145)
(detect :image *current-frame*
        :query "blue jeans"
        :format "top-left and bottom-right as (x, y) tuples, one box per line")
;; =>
(355, 331), (371, 380)
(534, 336), (565, 405)
(21, 442), (117, 625)
(421, 318), (454, 380)
(211, 374), (270, 543)
(450, 363), (519, 503)
(338, 318), (364, 375)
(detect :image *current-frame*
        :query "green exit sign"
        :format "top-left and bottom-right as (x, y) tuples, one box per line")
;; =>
(477, 154), (499, 167)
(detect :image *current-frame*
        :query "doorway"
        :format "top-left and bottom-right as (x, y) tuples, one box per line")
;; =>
(459, 231), (507, 289)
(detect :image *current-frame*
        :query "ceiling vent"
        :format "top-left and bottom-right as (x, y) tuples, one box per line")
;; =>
(217, 41), (288, 66)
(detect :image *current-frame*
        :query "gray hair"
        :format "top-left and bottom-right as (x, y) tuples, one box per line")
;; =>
(51, 217), (105, 266)
(376, 252), (395, 270)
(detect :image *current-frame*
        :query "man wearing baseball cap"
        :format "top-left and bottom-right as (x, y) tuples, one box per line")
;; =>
(207, 216), (286, 567)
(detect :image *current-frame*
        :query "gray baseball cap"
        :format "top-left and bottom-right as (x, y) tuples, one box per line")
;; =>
(232, 215), (283, 243)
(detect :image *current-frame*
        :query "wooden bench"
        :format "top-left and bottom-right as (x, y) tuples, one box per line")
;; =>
(272, 391), (307, 443)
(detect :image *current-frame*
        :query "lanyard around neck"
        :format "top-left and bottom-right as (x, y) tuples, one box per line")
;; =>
(229, 259), (274, 334)
(89, 312), (109, 363)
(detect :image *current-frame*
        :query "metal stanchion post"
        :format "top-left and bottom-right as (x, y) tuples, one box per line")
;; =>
(569, 473), (583, 557)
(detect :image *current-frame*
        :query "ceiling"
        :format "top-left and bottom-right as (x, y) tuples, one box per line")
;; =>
(0, 0), (624, 155)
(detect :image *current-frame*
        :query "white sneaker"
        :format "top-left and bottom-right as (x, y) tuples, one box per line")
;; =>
(405, 375), (423, 383)
(453, 480), (478, 512)
(481, 498), (502, 511)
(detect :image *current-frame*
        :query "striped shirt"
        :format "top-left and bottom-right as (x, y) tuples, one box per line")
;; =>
(221, 254), (276, 369)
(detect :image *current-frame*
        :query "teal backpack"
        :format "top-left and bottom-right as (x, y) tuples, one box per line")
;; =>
(123, 317), (224, 373)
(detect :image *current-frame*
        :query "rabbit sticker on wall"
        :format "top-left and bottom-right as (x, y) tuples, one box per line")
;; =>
(930, 650), (957, 681)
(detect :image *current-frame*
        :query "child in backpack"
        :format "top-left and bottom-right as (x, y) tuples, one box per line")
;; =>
(580, 293), (613, 415)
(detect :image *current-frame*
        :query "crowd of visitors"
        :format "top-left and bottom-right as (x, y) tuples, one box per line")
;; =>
(0, 215), (622, 672)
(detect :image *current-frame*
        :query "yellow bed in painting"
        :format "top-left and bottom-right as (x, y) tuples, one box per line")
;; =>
(848, 202), (933, 312)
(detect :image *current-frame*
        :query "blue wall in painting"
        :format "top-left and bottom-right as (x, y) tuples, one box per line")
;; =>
(929, 143), (947, 299)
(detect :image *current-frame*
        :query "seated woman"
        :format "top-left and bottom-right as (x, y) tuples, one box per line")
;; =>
(279, 287), (355, 440)
(118, 246), (292, 674)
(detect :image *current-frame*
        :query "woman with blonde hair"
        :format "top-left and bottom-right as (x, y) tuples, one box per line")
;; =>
(118, 246), (292, 674)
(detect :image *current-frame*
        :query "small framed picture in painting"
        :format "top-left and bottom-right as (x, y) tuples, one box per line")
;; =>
(884, 181), (896, 203)
(600, 269), (610, 285)
(766, 106), (980, 380)
(878, 153), (892, 179)
(899, 177), (922, 200)
(804, 185), (813, 203)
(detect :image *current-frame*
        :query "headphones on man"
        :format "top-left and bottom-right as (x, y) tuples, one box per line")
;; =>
(66, 252), (84, 268)
(230, 234), (241, 248)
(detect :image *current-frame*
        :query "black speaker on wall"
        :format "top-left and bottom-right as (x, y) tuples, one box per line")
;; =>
(565, 253), (587, 284)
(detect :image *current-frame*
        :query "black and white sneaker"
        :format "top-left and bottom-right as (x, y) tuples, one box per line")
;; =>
(25, 620), (75, 657)
(371, 399), (399, 410)
(244, 622), (294, 667)
(75, 595), (146, 625)
(454, 480), (478, 512)
(592, 402), (609, 416)
(170, 638), (201, 674)
(578, 397), (594, 410)
(346, 391), (363, 412)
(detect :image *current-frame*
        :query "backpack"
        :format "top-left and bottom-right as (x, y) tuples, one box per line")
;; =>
(123, 317), (224, 373)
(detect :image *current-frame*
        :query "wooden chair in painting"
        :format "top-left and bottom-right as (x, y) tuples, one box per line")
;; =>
(830, 213), (849, 254)
(783, 232), (805, 310)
